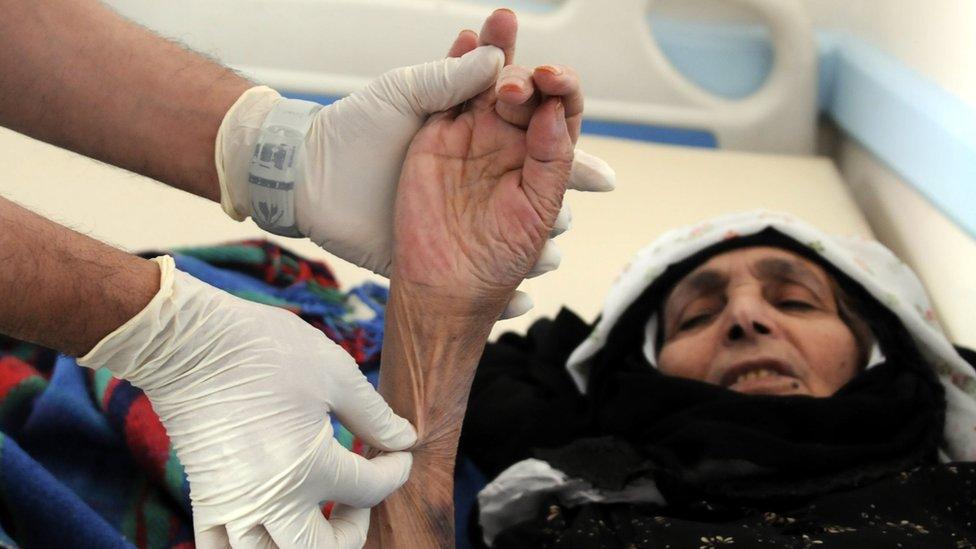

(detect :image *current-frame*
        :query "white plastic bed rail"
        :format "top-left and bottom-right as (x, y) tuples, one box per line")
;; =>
(107, 0), (817, 153)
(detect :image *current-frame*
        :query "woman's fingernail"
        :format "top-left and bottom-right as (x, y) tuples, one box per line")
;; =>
(498, 78), (523, 94)
(537, 65), (563, 76)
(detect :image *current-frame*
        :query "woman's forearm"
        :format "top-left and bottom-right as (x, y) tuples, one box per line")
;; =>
(0, 0), (251, 201)
(368, 281), (499, 548)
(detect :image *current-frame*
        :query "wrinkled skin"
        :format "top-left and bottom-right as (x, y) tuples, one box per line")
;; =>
(391, 86), (574, 314)
(658, 247), (862, 397)
(371, 94), (574, 547)
(367, 12), (579, 547)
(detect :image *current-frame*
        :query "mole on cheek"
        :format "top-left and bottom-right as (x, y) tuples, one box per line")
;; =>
(791, 381), (800, 389)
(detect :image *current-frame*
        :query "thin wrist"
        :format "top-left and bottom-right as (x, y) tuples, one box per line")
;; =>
(389, 277), (509, 329)
(379, 279), (496, 437)
(370, 277), (502, 547)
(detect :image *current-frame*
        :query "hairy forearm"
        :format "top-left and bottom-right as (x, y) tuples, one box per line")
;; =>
(0, 195), (158, 356)
(0, 0), (251, 201)
(368, 281), (500, 548)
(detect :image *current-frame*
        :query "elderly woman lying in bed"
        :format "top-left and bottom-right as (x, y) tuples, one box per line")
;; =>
(364, 42), (976, 549)
(460, 211), (976, 547)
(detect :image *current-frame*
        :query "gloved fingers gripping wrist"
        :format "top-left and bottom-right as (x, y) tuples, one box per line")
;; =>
(265, 505), (368, 549)
(216, 86), (284, 221)
(71, 253), (415, 549)
(218, 505), (368, 549)
(318, 437), (413, 508)
(194, 524), (232, 549)
(324, 505), (372, 549)
(225, 523), (275, 549)
(328, 354), (417, 451)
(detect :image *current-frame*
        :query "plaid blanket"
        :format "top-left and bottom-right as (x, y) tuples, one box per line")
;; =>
(0, 241), (389, 548)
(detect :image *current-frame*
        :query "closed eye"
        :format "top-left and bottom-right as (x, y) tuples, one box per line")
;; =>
(678, 313), (714, 331)
(778, 300), (814, 310)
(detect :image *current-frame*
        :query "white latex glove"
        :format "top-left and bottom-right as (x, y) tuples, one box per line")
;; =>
(78, 256), (415, 548)
(216, 46), (615, 319)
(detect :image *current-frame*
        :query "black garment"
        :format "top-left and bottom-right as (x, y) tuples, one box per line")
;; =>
(460, 230), (976, 547)
(495, 462), (976, 548)
(461, 229), (930, 482)
(576, 345), (944, 506)
(460, 304), (976, 547)
(460, 309), (591, 479)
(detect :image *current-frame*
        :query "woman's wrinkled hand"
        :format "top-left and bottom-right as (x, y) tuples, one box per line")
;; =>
(391, 71), (575, 319)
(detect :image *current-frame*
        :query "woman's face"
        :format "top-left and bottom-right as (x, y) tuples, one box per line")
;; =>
(657, 247), (861, 397)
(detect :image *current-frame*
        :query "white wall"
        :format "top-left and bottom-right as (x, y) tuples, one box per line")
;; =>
(807, 0), (976, 348)
(835, 136), (976, 348)
(804, 0), (976, 108)
(808, 0), (976, 348)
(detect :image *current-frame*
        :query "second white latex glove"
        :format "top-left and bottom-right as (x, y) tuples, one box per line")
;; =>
(217, 46), (615, 319)
(79, 256), (415, 548)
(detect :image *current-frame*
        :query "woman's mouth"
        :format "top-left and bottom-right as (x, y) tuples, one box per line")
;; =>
(728, 368), (803, 394)
(720, 360), (802, 395)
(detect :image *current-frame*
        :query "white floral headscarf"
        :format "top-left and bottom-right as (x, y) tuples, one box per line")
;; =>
(566, 210), (976, 462)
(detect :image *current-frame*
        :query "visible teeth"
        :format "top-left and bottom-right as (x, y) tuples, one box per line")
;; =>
(735, 368), (778, 385)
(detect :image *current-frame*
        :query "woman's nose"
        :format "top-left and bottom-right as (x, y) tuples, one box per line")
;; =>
(725, 295), (775, 343)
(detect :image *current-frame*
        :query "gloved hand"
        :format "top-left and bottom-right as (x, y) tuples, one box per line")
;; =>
(78, 256), (416, 548)
(215, 46), (614, 319)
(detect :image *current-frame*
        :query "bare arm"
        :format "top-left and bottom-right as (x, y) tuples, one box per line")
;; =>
(0, 0), (251, 201)
(365, 38), (574, 541)
(368, 281), (499, 547)
(0, 195), (158, 356)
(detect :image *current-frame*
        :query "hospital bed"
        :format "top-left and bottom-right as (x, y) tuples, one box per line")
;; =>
(1, 0), (972, 349)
